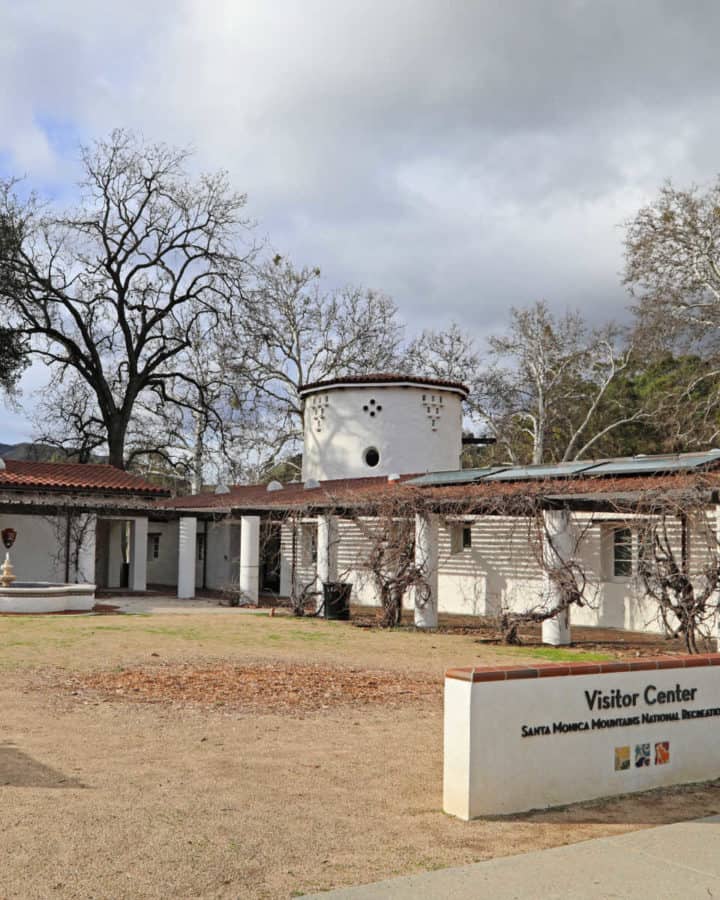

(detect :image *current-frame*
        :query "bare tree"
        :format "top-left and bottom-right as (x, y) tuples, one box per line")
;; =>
(475, 301), (639, 464)
(233, 255), (403, 475)
(403, 322), (480, 390)
(126, 319), (244, 491)
(625, 178), (720, 343)
(490, 497), (595, 644)
(0, 130), (253, 468)
(610, 484), (720, 653)
(402, 322), (486, 448)
(625, 177), (720, 449)
(32, 373), (107, 463)
(343, 494), (428, 627)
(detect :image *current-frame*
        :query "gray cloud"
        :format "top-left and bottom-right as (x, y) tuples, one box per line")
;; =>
(3, 0), (720, 437)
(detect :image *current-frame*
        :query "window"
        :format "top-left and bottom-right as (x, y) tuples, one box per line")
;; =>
(148, 533), (161, 560)
(197, 532), (206, 562)
(364, 447), (380, 468)
(450, 524), (472, 555)
(613, 527), (633, 577)
(301, 523), (318, 566)
(463, 526), (472, 549)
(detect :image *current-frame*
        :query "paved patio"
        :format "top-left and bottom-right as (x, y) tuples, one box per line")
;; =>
(100, 594), (270, 615)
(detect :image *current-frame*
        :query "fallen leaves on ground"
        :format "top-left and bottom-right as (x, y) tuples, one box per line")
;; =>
(351, 612), (695, 657)
(67, 662), (442, 714)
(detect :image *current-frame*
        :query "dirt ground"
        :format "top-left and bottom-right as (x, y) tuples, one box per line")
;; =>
(1, 611), (719, 900)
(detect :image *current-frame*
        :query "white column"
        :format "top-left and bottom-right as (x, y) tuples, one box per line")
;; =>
(414, 512), (439, 628)
(542, 508), (574, 646)
(107, 521), (125, 588)
(128, 517), (148, 592)
(177, 516), (197, 599)
(239, 515), (260, 605)
(713, 505), (720, 652)
(316, 515), (338, 612)
(74, 514), (97, 584)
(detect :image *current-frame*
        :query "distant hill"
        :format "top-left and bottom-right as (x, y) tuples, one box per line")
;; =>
(0, 442), (99, 462)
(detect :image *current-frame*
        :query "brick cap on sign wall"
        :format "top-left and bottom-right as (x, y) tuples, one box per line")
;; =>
(445, 653), (720, 683)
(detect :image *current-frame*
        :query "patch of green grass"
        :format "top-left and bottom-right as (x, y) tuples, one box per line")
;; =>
(498, 645), (613, 662)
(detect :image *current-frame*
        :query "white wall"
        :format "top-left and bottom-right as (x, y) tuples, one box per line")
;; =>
(280, 520), (318, 600)
(302, 384), (464, 481)
(0, 514), (66, 583)
(217, 510), (714, 636)
(0, 512), (99, 585)
(204, 520), (238, 591)
(444, 661), (720, 818)
(146, 521), (179, 587)
(145, 519), (236, 591)
(432, 514), (686, 635)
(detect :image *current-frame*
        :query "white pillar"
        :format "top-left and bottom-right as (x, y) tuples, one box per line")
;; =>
(75, 514), (97, 584)
(316, 515), (338, 611)
(239, 515), (260, 605)
(177, 517), (197, 599)
(414, 512), (439, 628)
(713, 505), (720, 652)
(107, 521), (125, 588)
(542, 508), (574, 646)
(128, 517), (148, 592)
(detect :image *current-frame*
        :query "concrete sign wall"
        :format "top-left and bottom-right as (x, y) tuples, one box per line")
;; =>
(444, 654), (720, 819)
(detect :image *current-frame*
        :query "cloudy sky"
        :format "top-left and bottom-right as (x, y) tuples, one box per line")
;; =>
(2, 0), (720, 441)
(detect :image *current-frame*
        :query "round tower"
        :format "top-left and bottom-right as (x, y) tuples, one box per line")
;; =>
(299, 374), (469, 482)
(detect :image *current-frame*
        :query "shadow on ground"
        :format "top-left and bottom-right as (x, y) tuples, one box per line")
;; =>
(0, 742), (84, 788)
(481, 779), (720, 826)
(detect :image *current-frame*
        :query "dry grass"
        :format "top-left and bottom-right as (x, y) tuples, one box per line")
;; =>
(1, 610), (719, 899)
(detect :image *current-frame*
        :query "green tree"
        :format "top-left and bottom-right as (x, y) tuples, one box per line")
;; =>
(0, 327), (26, 395)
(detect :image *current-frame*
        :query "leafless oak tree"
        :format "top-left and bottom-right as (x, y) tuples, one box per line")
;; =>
(0, 130), (253, 469)
(232, 255), (403, 475)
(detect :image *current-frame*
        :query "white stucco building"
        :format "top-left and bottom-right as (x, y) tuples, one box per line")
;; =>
(4, 372), (720, 643)
(300, 374), (467, 481)
(0, 458), (169, 592)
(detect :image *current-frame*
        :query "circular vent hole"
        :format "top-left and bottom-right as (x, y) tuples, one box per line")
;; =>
(364, 447), (380, 468)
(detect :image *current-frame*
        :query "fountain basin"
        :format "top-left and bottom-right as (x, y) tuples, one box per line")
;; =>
(0, 582), (96, 613)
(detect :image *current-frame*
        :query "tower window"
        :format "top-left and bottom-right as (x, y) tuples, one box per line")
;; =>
(364, 447), (380, 467)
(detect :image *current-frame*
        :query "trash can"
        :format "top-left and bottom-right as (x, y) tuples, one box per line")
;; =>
(323, 582), (352, 620)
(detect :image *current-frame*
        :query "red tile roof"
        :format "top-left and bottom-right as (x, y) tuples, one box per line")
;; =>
(298, 373), (469, 397)
(0, 459), (169, 496)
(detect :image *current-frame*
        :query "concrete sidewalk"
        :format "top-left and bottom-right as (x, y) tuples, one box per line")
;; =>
(302, 815), (720, 899)
(108, 596), (269, 615)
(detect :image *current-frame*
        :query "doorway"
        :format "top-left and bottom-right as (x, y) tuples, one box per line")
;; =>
(260, 523), (282, 594)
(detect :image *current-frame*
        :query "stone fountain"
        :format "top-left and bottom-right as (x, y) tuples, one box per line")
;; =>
(0, 526), (96, 613)
(1, 528), (17, 587)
